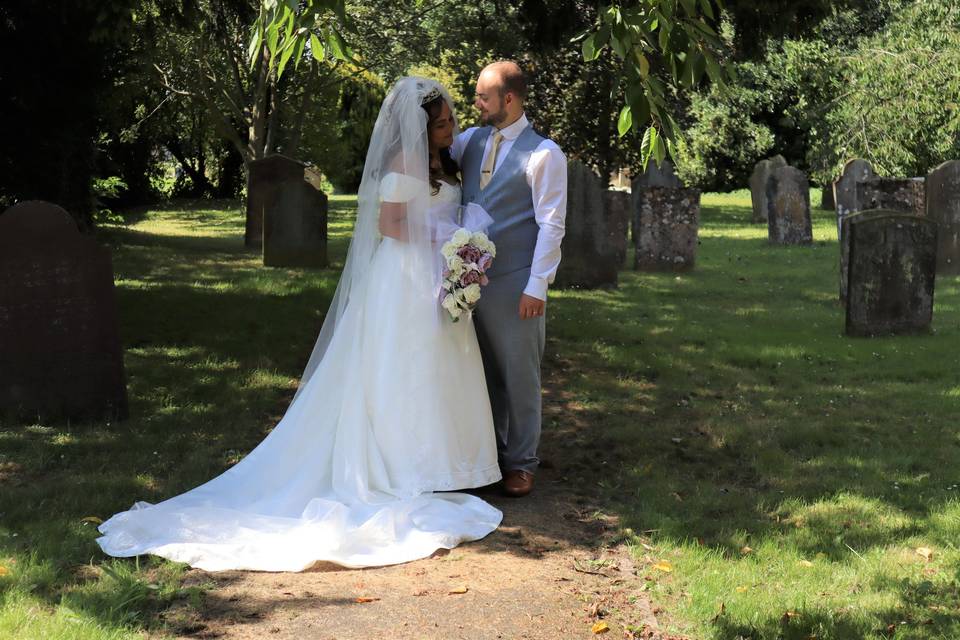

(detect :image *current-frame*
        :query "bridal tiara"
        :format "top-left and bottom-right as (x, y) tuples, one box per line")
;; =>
(420, 85), (442, 104)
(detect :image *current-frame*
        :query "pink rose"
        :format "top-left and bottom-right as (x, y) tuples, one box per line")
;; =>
(458, 245), (482, 263)
(460, 270), (482, 286)
(478, 253), (493, 271)
(480, 274), (489, 286)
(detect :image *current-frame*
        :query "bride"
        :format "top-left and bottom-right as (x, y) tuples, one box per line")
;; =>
(96, 77), (504, 572)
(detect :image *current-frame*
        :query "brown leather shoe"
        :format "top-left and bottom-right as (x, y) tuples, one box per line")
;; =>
(503, 469), (534, 497)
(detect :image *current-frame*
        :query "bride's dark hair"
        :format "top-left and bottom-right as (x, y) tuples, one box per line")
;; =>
(421, 94), (460, 194)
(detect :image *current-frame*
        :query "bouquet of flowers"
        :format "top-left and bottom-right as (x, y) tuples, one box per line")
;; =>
(440, 228), (496, 321)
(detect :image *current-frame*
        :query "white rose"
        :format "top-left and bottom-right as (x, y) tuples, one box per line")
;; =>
(441, 293), (458, 312)
(463, 283), (482, 304)
(452, 228), (472, 246)
(441, 242), (458, 258)
(446, 255), (464, 274)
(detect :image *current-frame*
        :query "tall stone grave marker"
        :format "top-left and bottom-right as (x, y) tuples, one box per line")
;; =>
(857, 177), (925, 217)
(766, 166), (812, 245)
(845, 211), (937, 336)
(749, 155), (787, 223)
(839, 209), (893, 301)
(554, 160), (619, 288)
(603, 189), (630, 267)
(926, 160), (960, 274)
(833, 159), (876, 241)
(633, 187), (701, 271)
(251, 155), (329, 267)
(821, 185), (835, 211)
(0, 201), (128, 421)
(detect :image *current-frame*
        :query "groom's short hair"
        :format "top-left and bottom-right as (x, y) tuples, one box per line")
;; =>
(491, 61), (528, 101)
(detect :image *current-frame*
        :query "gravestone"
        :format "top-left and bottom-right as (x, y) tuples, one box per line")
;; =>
(926, 160), (960, 275)
(749, 155), (787, 223)
(857, 177), (925, 217)
(603, 189), (630, 267)
(838, 209), (893, 302)
(633, 187), (700, 271)
(554, 160), (619, 288)
(833, 159), (876, 241)
(258, 162), (328, 268)
(766, 166), (812, 245)
(0, 201), (128, 421)
(845, 211), (937, 336)
(244, 154), (327, 258)
(821, 185), (835, 211)
(632, 159), (682, 189)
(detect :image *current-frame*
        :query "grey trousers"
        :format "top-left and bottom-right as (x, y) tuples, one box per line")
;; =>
(473, 268), (545, 474)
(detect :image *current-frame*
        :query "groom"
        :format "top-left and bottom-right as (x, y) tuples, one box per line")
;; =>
(451, 61), (567, 498)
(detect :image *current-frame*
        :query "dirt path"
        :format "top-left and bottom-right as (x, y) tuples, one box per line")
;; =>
(158, 356), (677, 640)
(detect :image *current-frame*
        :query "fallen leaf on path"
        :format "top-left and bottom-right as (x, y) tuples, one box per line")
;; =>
(80, 516), (103, 525)
(653, 561), (673, 572)
(448, 586), (469, 594)
(916, 547), (933, 561)
(798, 560), (813, 567)
(591, 621), (610, 634)
(740, 546), (753, 555)
(354, 597), (379, 603)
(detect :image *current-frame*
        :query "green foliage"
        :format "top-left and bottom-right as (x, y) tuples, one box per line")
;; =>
(300, 66), (385, 192)
(672, 1), (938, 190)
(577, 0), (729, 168)
(92, 176), (129, 224)
(821, 0), (960, 177)
(250, 0), (353, 78)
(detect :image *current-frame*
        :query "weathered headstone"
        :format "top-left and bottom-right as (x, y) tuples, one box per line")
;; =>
(632, 159), (682, 189)
(633, 187), (701, 271)
(0, 201), (128, 421)
(821, 184), (835, 211)
(766, 166), (812, 245)
(845, 211), (937, 336)
(833, 159), (876, 241)
(554, 160), (619, 288)
(926, 160), (960, 275)
(244, 154), (326, 255)
(857, 177), (925, 217)
(603, 190), (630, 267)
(749, 155), (787, 223)
(839, 209), (893, 301)
(251, 155), (329, 267)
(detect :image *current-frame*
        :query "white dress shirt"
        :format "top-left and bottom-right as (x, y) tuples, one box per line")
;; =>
(450, 113), (567, 302)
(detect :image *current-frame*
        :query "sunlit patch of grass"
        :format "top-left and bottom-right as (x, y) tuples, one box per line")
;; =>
(546, 189), (960, 639)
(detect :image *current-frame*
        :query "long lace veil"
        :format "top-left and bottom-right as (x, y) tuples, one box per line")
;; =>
(294, 77), (459, 398)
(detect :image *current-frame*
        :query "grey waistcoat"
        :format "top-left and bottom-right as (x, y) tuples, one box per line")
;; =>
(461, 125), (545, 278)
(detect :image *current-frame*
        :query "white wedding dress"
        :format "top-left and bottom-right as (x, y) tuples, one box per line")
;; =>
(96, 178), (503, 571)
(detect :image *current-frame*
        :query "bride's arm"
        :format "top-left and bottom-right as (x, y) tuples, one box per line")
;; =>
(379, 201), (408, 240)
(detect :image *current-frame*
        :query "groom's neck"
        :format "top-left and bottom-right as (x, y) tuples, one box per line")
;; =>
(496, 111), (524, 130)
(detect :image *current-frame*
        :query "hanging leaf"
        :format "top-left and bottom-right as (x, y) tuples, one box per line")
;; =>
(617, 105), (633, 137)
(309, 32), (325, 63)
(591, 621), (610, 634)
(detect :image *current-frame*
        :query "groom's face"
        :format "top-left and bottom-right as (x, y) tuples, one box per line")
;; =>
(475, 74), (507, 127)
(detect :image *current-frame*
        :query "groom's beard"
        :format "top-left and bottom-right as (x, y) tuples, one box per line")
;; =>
(481, 108), (508, 127)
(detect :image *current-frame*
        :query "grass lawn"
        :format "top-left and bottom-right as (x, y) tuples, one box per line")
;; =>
(1, 190), (959, 638)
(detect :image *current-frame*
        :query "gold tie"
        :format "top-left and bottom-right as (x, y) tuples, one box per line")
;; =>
(479, 131), (504, 190)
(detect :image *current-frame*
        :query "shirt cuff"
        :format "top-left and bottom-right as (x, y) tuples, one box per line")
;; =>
(523, 276), (549, 301)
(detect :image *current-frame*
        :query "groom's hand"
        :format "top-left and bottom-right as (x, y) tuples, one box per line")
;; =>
(518, 294), (545, 319)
